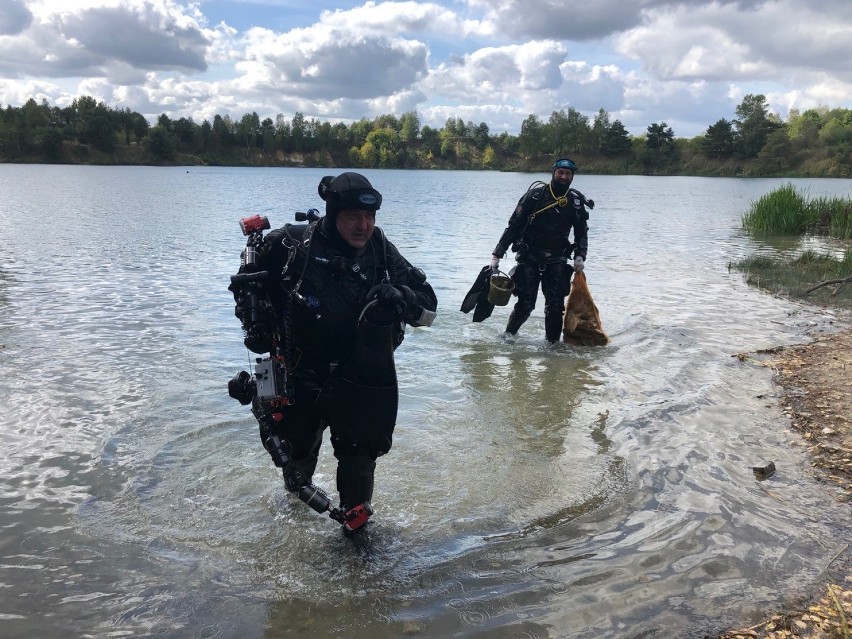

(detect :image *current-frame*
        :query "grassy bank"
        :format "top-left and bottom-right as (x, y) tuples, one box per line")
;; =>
(735, 185), (852, 308)
(742, 183), (852, 238)
(735, 250), (852, 309)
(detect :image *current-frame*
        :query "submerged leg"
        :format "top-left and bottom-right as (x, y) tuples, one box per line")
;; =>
(335, 455), (376, 510)
(505, 262), (539, 335)
(542, 262), (571, 343)
(253, 396), (324, 490)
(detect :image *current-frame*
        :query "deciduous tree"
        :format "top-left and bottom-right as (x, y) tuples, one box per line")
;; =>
(735, 93), (778, 158)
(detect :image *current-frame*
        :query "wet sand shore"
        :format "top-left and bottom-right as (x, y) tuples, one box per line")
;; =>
(718, 329), (852, 639)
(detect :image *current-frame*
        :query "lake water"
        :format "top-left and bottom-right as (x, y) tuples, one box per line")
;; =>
(0, 165), (850, 638)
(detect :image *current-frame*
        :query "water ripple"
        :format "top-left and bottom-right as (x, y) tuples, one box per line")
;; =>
(1, 167), (850, 638)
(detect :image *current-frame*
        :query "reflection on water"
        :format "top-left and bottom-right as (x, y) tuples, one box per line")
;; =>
(0, 166), (850, 638)
(748, 231), (851, 260)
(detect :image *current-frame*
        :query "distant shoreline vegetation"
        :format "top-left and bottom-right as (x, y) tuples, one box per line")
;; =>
(1, 94), (850, 177)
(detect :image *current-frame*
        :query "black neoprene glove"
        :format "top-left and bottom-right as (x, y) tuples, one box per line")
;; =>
(397, 285), (419, 314)
(367, 283), (407, 319)
(368, 283), (423, 323)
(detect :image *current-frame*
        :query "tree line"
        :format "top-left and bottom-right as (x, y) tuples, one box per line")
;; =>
(1, 93), (850, 177)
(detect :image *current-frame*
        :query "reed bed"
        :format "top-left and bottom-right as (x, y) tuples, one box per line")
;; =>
(742, 183), (852, 238)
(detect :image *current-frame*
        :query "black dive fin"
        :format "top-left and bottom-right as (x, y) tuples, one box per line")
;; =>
(460, 265), (492, 313)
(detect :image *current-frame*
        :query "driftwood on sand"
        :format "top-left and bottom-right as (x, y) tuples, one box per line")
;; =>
(803, 275), (852, 296)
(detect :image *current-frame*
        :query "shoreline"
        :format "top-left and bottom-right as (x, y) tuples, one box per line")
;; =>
(719, 327), (852, 638)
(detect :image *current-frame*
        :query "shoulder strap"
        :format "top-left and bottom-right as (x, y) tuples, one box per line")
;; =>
(371, 226), (394, 283)
(569, 188), (593, 208)
(278, 222), (318, 296)
(520, 181), (548, 205)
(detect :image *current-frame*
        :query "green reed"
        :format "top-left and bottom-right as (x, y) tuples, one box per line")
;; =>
(742, 183), (852, 238)
(742, 183), (815, 234)
(810, 195), (852, 239)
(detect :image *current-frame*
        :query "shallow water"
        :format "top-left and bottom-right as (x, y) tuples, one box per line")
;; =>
(0, 166), (850, 638)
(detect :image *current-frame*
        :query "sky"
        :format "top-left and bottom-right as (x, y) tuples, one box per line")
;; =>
(1, 0), (851, 139)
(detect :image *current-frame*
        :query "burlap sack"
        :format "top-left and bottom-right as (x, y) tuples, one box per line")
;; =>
(562, 271), (608, 346)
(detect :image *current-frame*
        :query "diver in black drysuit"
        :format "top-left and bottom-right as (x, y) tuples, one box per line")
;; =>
(489, 158), (592, 343)
(229, 172), (437, 533)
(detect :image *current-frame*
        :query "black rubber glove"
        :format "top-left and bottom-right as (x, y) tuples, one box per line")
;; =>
(399, 285), (424, 323)
(367, 283), (407, 319)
